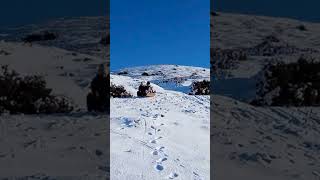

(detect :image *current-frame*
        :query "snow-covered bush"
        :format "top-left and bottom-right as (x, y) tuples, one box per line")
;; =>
(253, 56), (320, 106)
(247, 35), (317, 57)
(0, 50), (10, 56)
(110, 83), (132, 98)
(117, 71), (128, 75)
(0, 65), (73, 114)
(189, 80), (210, 95)
(141, 72), (149, 76)
(22, 31), (57, 43)
(297, 24), (307, 31)
(211, 48), (247, 78)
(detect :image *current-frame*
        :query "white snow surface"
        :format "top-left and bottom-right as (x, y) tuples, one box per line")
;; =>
(110, 66), (210, 180)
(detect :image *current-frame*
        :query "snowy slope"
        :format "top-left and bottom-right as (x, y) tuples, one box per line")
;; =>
(0, 41), (106, 108)
(0, 113), (108, 178)
(212, 12), (320, 51)
(0, 16), (109, 59)
(212, 95), (320, 180)
(0, 16), (109, 179)
(211, 12), (320, 180)
(212, 12), (320, 101)
(110, 66), (210, 180)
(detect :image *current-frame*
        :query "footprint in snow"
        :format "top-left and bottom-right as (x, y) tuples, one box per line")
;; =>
(168, 172), (179, 179)
(156, 157), (167, 163)
(124, 149), (132, 153)
(193, 172), (199, 176)
(151, 146), (165, 156)
(151, 150), (159, 156)
(154, 164), (164, 171)
(149, 136), (162, 144)
(156, 146), (165, 151)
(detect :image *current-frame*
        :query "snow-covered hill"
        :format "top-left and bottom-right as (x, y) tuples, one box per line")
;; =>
(0, 41), (105, 108)
(110, 65), (210, 179)
(114, 65), (209, 94)
(0, 16), (109, 59)
(211, 12), (320, 180)
(0, 16), (109, 179)
(212, 12), (320, 101)
(212, 12), (320, 51)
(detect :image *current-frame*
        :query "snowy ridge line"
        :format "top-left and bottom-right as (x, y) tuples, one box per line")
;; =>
(112, 64), (209, 95)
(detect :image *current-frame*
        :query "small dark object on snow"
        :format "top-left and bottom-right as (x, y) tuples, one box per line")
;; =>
(137, 81), (156, 97)
(117, 71), (128, 75)
(141, 72), (149, 76)
(95, 149), (103, 156)
(22, 31), (57, 43)
(297, 25), (307, 31)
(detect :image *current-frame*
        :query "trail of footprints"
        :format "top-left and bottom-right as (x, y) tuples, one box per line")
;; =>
(120, 95), (203, 179)
(146, 110), (179, 179)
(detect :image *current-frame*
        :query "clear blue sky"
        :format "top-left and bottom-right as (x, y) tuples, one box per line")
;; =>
(111, 0), (210, 70)
(213, 0), (320, 22)
(0, 0), (108, 27)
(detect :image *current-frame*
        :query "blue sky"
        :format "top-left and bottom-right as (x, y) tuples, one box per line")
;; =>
(111, 0), (210, 70)
(0, 0), (108, 27)
(213, 0), (320, 22)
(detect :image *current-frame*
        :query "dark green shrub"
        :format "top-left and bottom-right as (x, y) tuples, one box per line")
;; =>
(190, 80), (210, 95)
(253, 56), (320, 106)
(0, 65), (73, 114)
(110, 83), (132, 98)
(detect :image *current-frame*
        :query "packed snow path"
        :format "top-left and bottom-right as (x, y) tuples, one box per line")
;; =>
(110, 72), (210, 180)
